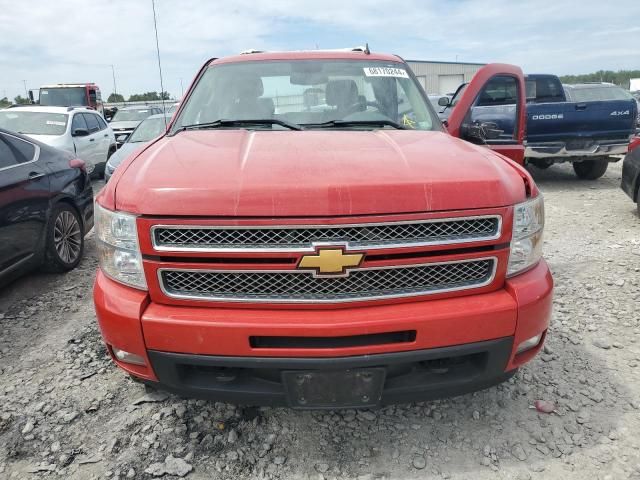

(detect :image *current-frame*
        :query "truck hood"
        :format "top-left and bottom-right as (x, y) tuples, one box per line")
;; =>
(114, 130), (526, 216)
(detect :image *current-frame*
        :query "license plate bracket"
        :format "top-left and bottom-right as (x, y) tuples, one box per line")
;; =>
(282, 368), (386, 409)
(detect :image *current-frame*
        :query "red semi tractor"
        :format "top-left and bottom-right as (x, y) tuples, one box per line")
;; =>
(32, 83), (104, 115)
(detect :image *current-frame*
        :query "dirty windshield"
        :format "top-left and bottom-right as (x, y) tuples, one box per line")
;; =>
(173, 60), (437, 131)
(0, 111), (68, 135)
(129, 116), (168, 143)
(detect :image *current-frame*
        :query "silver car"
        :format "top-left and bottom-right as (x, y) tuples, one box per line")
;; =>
(105, 113), (170, 182)
(108, 106), (163, 146)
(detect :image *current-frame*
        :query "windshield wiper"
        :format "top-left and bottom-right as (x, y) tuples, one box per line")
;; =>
(174, 118), (302, 132)
(302, 119), (408, 130)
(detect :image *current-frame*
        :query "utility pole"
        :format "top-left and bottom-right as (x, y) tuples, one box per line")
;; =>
(180, 78), (184, 97)
(22, 80), (28, 98)
(151, 0), (167, 122)
(111, 64), (118, 97)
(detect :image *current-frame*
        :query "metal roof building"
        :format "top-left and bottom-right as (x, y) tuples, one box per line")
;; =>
(406, 60), (485, 96)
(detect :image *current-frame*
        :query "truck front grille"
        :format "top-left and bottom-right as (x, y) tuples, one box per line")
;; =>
(159, 258), (496, 303)
(152, 216), (501, 252)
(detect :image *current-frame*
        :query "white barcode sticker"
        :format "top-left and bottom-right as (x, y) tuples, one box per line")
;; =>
(363, 67), (409, 78)
(46, 121), (66, 126)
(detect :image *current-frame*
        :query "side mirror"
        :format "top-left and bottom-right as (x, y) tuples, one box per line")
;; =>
(460, 121), (504, 144)
(72, 128), (90, 137)
(438, 96), (451, 107)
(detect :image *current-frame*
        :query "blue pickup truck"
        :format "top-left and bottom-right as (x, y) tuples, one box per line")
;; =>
(437, 74), (638, 179)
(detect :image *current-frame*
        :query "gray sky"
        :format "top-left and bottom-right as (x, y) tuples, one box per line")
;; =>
(1, 0), (638, 100)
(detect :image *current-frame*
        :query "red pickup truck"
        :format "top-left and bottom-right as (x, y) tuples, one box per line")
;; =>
(94, 49), (553, 409)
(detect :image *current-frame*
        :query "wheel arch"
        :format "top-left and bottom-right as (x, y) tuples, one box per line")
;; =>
(51, 194), (84, 229)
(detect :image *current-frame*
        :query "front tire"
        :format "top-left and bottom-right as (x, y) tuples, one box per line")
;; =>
(42, 203), (84, 272)
(572, 159), (609, 180)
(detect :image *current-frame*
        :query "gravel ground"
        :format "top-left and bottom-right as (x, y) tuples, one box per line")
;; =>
(1, 161), (640, 480)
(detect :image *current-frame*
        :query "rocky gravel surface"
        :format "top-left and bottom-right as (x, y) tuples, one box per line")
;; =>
(1, 162), (640, 479)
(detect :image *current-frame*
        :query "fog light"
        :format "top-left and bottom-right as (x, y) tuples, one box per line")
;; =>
(112, 346), (147, 366)
(516, 333), (543, 355)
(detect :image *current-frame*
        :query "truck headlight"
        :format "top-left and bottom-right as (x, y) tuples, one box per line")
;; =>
(507, 195), (544, 277)
(95, 203), (147, 290)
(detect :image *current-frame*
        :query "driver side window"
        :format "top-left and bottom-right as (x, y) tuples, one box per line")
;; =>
(470, 75), (518, 139)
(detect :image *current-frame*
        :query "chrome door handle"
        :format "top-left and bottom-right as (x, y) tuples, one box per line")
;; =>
(28, 172), (45, 180)
(89, 138), (95, 142)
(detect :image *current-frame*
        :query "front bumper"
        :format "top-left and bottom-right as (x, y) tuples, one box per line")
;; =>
(104, 163), (115, 183)
(94, 260), (553, 406)
(525, 140), (628, 159)
(145, 338), (517, 407)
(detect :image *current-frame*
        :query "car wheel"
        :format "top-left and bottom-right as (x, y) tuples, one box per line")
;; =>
(572, 159), (609, 180)
(90, 163), (106, 180)
(42, 203), (84, 272)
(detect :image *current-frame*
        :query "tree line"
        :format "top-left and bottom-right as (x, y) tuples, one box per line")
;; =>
(107, 91), (171, 103)
(0, 95), (29, 107)
(559, 70), (640, 90)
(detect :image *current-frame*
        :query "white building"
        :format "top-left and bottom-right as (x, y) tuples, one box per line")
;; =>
(406, 60), (485, 95)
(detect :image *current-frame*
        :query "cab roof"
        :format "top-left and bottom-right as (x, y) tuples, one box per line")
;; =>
(3, 105), (95, 114)
(210, 50), (403, 66)
(40, 83), (98, 88)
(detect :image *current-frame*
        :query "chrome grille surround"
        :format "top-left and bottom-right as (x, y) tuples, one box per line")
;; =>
(158, 257), (497, 303)
(151, 216), (502, 253)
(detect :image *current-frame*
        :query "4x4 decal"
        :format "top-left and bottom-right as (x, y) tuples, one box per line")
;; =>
(610, 110), (630, 116)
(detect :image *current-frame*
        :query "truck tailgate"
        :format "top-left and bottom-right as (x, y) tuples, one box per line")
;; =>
(527, 99), (636, 145)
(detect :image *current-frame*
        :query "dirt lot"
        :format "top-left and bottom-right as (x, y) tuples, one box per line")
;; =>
(1, 161), (639, 480)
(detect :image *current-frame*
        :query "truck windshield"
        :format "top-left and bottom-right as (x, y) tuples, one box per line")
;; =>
(111, 109), (153, 122)
(39, 87), (87, 106)
(173, 60), (437, 131)
(0, 111), (68, 135)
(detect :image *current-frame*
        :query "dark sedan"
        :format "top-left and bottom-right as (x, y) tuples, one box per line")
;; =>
(621, 136), (640, 215)
(0, 128), (94, 287)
